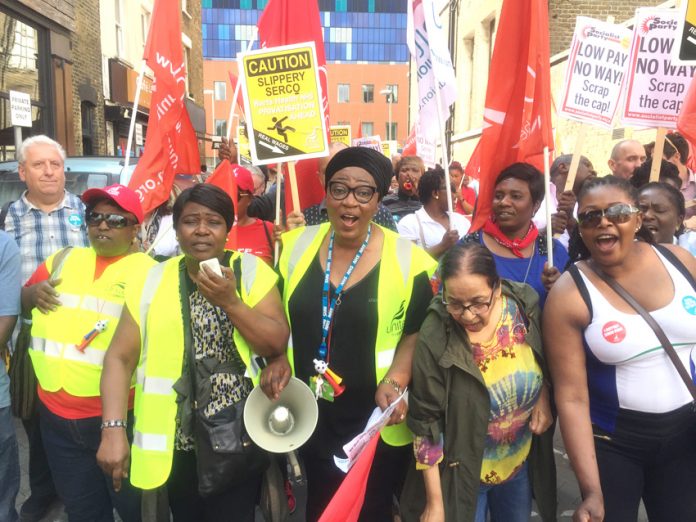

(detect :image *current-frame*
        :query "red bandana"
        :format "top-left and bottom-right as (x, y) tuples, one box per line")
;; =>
(482, 217), (538, 258)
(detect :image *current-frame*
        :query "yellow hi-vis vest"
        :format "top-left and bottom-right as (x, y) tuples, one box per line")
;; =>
(29, 247), (156, 397)
(128, 251), (278, 490)
(278, 223), (437, 447)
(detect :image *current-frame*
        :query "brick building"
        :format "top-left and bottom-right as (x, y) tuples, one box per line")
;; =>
(0, 0), (105, 158)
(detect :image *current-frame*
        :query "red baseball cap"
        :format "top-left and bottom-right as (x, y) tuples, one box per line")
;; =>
(232, 165), (255, 193)
(81, 184), (145, 224)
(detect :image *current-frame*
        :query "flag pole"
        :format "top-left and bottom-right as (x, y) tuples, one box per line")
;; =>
(274, 165), (283, 266)
(226, 29), (258, 141)
(543, 146), (554, 268)
(434, 87), (455, 222)
(122, 61), (146, 186)
(650, 127), (668, 182)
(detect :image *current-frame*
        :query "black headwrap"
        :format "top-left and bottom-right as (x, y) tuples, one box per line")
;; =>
(324, 146), (393, 198)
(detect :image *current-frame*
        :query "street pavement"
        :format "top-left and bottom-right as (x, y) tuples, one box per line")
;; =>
(14, 417), (646, 521)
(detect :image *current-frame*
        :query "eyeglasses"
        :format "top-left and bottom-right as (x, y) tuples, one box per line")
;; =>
(328, 181), (377, 204)
(442, 282), (498, 317)
(577, 203), (640, 229)
(86, 212), (136, 229)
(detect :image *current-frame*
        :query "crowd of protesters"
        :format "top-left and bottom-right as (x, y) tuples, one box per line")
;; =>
(0, 132), (695, 522)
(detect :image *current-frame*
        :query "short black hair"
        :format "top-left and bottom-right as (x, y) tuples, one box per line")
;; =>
(418, 167), (445, 204)
(664, 132), (690, 166)
(639, 181), (686, 235)
(630, 158), (681, 189)
(172, 184), (235, 232)
(495, 163), (545, 205)
(440, 242), (500, 290)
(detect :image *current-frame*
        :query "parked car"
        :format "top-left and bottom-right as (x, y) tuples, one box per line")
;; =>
(0, 156), (140, 206)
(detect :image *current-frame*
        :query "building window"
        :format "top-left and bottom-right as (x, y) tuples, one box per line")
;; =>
(141, 8), (151, 51)
(362, 84), (374, 103)
(385, 122), (397, 141)
(361, 122), (373, 136)
(337, 83), (350, 103)
(385, 84), (398, 103)
(81, 102), (95, 155)
(215, 119), (227, 137)
(115, 0), (124, 57)
(214, 81), (226, 101)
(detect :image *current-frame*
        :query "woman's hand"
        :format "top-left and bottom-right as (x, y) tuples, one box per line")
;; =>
(573, 492), (604, 522)
(541, 262), (562, 291)
(29, 279), (62, 314)
(420, 500), (445, 522)
(376, 379), (408, 425)
(286, 210), (306, 230)
(259, 354), (292, 400)
(96, 428), (131, 492)
(196, 265), (241, 311)
(530, 383), (553, 435)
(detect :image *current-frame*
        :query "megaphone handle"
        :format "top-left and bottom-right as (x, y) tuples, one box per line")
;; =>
(287, 450), (302, 481)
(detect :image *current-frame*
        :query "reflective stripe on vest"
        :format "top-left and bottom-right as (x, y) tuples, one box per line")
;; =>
(280, 224), (437, 446)
(130, 253), (272, 489)
(29, 248), (155, 396)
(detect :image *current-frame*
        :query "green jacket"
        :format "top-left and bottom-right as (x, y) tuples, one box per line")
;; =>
(400, 280), (557, 522)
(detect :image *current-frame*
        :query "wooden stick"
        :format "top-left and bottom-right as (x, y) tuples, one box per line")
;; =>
(287, 161), (301, 214)
(563, 126), (587, 193)
(650, 127), (668, 182)
(543, 146), (554, 268)
(274, 166), (283, 266)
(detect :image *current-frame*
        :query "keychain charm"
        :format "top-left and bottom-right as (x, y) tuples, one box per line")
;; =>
(76, 320), (108, 352)
(312, 359), (345, 401)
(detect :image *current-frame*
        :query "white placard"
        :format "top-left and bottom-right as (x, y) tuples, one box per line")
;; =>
(9, 90), (32, 128)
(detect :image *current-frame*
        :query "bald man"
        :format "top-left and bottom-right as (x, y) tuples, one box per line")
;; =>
(608, 139), (646, 180)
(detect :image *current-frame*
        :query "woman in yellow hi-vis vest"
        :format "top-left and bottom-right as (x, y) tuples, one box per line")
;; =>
(22, 184), (155, 522)
(97, 184), (289, 522)
(262, 147), (437, 521)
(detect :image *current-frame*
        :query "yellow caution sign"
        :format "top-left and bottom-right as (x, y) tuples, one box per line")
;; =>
(237, 121), (252, 166)
(330, 125), (351, 146)
(675, 0), (696, 63)
(240, 42), (329, 165)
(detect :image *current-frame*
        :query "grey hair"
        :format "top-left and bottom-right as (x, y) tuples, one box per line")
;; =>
(17, 135), (66, 165)
(247, 165), (265, 181)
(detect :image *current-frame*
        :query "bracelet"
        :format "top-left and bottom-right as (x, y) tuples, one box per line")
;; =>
(101, 419), (127, 430)
(379, 377), (402, 395)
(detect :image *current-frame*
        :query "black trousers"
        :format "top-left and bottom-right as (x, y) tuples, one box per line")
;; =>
(166, 449), (262, 522)
(302, 440), (410, 522)
(593, 402), (696, 522)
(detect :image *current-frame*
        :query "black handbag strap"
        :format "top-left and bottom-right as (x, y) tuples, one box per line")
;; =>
(586, 262), (696, 401)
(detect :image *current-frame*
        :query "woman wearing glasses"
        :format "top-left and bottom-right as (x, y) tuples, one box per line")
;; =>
(21, 185), (155, 521)
(401, 242), (556, 522)
(544, 176), (696, 521)
(263, 147), (437, 520)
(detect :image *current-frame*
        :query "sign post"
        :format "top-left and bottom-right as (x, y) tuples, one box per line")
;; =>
(10, 90), (32, 157)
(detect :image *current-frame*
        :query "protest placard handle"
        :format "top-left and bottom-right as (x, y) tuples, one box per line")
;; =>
(563, 126), (587, 193)
(650, 127), (668, 182)
(274, 164), (283, 266)
(287, 162), (301, 215)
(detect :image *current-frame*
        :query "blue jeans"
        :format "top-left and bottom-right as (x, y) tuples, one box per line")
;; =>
(39, 403), (141, 522)
(474, 461), (531, 522)
(0, 406), (19, 522)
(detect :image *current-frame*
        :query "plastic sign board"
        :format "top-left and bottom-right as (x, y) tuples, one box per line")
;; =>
(237, 121), (253, 166)
(559, 17), (632, 128)
(622, 8), (696, 128)
(330, 125), (351, 146)
(239, 42), (329, 165)
(673, 0), (696, 64)
(352, 135), (382, 152)
(9, 90), (32, 127)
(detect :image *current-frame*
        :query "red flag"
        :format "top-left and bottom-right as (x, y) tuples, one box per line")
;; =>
(317, 432), (380, 522)
(257, 0), (329, 133)
(678, 76), (696, 172)
(205, 160), (242, 249)
(469, 0), (554, 231)
(402, 126), (417, 156)
(465, 141), (481, 180)
(127, 0), (200, 215)
(283, 159), (325, 215)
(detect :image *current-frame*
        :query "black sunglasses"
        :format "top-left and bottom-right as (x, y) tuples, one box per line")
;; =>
(86, 212), (136, 229)
(577, 203), (640, 228)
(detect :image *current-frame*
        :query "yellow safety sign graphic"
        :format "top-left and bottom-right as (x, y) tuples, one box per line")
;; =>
(240, 42), (329, 165)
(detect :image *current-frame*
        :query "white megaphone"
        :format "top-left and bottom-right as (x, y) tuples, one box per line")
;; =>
(244, 377), (319, 453)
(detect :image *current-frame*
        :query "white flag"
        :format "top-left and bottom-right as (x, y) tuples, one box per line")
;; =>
(407, 0), (458, 138)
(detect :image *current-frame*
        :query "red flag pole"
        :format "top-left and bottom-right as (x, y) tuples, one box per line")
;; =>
(434, 84), (454, 221)
(543, 146), (553, 267)
(226, 30), (257, 141)
(122, 61), (146, 185)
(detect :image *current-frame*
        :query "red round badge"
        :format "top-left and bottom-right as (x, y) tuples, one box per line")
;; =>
(602, 321), (626, 343)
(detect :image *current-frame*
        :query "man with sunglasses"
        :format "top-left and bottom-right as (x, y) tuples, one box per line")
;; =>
(21, 185), (155, 522)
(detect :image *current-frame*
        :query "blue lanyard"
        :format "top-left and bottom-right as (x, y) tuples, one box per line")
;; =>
(318, 224), (372, 359)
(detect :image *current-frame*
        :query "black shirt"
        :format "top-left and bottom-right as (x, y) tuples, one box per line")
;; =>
(287, 255), (432, 458)
(382, 191), (422, 222)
